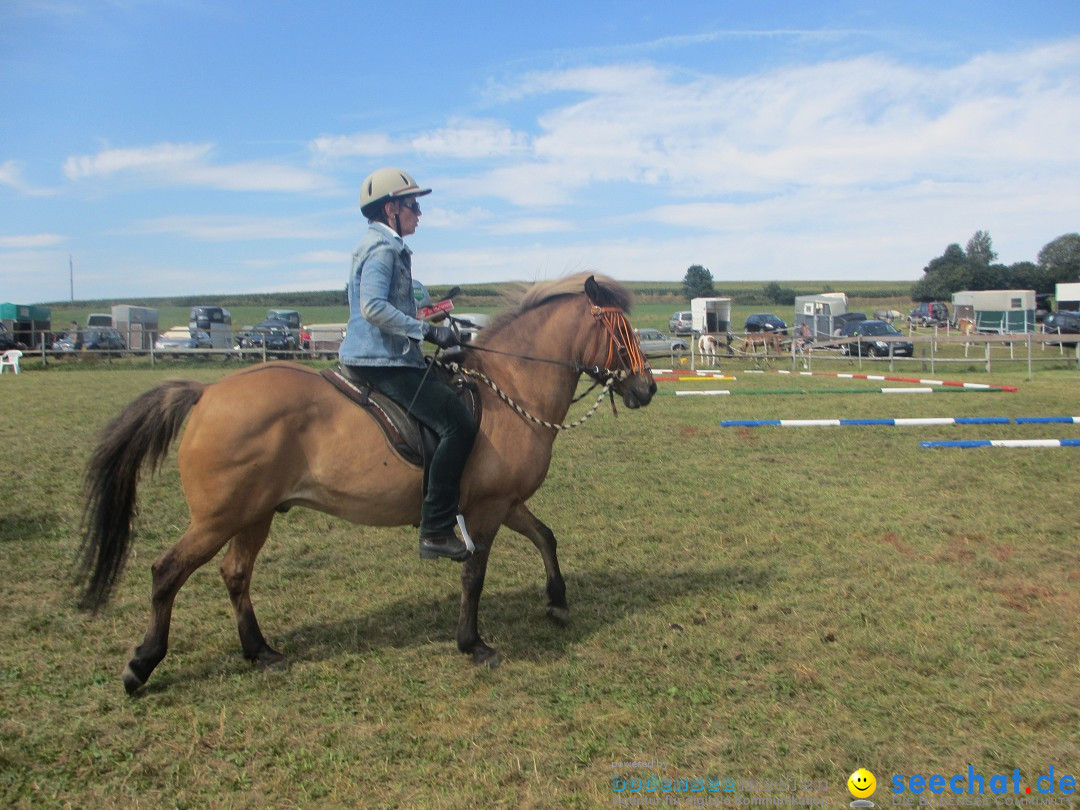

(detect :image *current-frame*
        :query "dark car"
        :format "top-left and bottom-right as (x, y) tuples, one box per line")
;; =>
(242, 319), (299, 356)
(82, 327), (126, 352)
(1043, 310), (1080, 345)
(908, 301), (949, 327)
(839, 319), (914, 357)
(832, 312), (867, 336)
(744, 313), (788, 335)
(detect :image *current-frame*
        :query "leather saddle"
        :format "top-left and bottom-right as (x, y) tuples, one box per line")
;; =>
(321, 352), (481, 469)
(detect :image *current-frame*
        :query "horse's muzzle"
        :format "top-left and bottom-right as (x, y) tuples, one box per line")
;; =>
(619, 375), (657, 409)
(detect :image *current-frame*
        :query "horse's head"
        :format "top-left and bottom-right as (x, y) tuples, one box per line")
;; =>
(583, 276), (656, 409)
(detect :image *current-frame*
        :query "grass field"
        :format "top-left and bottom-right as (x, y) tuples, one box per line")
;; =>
(1, 348), (1077, 806)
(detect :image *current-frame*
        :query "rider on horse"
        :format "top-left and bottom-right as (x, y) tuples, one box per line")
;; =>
(339, 168), (477, 562)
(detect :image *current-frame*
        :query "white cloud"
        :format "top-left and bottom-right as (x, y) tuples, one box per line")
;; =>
(63, 142), (337, 193)
(309, 133), (399, 159)
(460, 39), (1080, 207)
(125, 215), (349, 241)
(410, 120), (529, 159)
(0, 232), (66, 249)
(242, 249), (351, 268)
(0, 159), (59, 196)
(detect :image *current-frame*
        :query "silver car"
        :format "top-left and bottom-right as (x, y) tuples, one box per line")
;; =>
(635, 328), (689, 356)
(668, 311), (693, 335)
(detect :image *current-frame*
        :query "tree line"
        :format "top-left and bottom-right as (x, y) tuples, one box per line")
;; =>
(680, 231), (1080, 306)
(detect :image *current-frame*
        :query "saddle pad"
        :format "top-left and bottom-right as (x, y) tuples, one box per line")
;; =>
(320, 365), (481, 468)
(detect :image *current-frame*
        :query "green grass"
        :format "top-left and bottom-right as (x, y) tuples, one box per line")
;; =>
(0, 358), (1077, 808)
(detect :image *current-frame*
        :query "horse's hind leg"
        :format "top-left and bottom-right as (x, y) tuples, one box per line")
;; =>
(220, 516), (284, 670)
(504, 503), (568, 625)
(122, 524), (230, 694)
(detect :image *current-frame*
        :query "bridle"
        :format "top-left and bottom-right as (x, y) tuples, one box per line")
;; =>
(437, 301), (650, 431)
(585, 305), (649, 381)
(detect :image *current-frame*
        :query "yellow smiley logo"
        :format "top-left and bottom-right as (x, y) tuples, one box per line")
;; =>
(848, 768), (877, 798)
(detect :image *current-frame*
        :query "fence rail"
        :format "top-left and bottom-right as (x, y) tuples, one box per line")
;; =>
(687, 331), (1080, 377)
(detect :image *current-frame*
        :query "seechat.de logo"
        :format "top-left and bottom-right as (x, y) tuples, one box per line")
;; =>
(849, 768), (877, 808)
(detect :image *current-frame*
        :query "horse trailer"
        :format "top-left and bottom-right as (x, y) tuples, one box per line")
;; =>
(189, 306), (233, 349)
(1056, 282), (1080, 313)
(691, 297), (732, 335)
(111, 305), (159, 351)
(951, 290), (1036, 333)
(794, 292), (850, 339)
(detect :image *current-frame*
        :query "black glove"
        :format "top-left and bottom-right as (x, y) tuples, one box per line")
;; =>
(423, 323), (460, 349)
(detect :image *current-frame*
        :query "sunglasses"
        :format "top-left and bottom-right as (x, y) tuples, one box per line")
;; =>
(398, 200), (422, 214)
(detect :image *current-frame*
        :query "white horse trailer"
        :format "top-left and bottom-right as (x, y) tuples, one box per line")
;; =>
(691, 297), (732, 335)
(1056, 282), (1080, 312)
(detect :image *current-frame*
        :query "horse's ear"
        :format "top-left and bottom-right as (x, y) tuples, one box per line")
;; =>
(584, 275), (603, 306)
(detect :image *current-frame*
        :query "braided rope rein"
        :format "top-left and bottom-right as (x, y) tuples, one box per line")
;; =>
(437, 359), (626, 431)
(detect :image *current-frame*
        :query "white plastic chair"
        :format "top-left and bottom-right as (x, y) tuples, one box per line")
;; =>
(0, 350), (23, 374)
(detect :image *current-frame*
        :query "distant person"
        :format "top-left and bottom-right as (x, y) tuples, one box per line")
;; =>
(338, 167), (477, 562)
(71, 321), (83, 350)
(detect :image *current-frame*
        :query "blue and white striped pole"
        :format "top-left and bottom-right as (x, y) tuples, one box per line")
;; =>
(721, 417), (1010, 428)
(921, 439), (1080, 449)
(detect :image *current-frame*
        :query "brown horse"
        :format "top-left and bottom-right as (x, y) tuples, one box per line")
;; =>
(77, 274), (656, 693)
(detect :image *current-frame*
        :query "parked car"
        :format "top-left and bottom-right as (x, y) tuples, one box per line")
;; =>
(838, 319), (914, 357)
(908, 301), (949, 326)
(450, 312), (491, 343)
(830, 312), (867, 336)
(82, 327), (126, 352)
(744, 313), (788, 335)
(635, 328), (689, 355)
(1043, 310), (1080, 345)
(154, 327), (213, 352)
(668, 311), (693, 335)
(242, 319), (299, 356)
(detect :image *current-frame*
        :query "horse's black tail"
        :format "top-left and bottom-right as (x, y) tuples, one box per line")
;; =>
(76, 379), (206, 611)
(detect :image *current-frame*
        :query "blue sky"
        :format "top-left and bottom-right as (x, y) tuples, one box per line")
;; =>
(2, 0), (1078, 303)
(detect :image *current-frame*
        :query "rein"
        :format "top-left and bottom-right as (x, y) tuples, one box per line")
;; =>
(437, 359), (615, 432)
(439, 303), (646, 431)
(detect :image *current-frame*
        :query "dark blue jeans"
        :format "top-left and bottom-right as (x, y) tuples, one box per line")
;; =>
(361, 365), (477, 536)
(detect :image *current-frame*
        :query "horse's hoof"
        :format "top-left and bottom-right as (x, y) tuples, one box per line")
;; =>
(471, 646), (500, 668)
(121, 664), (144, 696)
(546, 605), (570, 626)
(255, 649), (287, 671)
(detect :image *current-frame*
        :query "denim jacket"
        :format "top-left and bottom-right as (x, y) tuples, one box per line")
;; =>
(339, 223), (427, 368)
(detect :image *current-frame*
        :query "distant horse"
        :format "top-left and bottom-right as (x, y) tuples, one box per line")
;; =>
(740, 331), (780, 358)
(874, 309), (902, 322)
(77, 274), (656, 693)
(698, 334), (721, 365)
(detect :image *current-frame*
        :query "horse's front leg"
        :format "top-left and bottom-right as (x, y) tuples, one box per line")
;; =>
(503, 503), (568, 625)
(456, 525), (500, 667)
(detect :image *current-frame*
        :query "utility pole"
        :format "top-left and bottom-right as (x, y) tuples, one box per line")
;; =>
(69, 255), (74, 302)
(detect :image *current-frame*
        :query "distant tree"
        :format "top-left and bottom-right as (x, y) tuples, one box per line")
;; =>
(965, 230), (997, 267)
(682, 265), (715, 299)
(912, 243), (970, 301)
(763, 281), (796, 306)
(1037, 233), (1080, 284)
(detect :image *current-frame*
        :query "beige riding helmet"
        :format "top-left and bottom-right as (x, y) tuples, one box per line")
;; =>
(360, 167), (432, 211)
